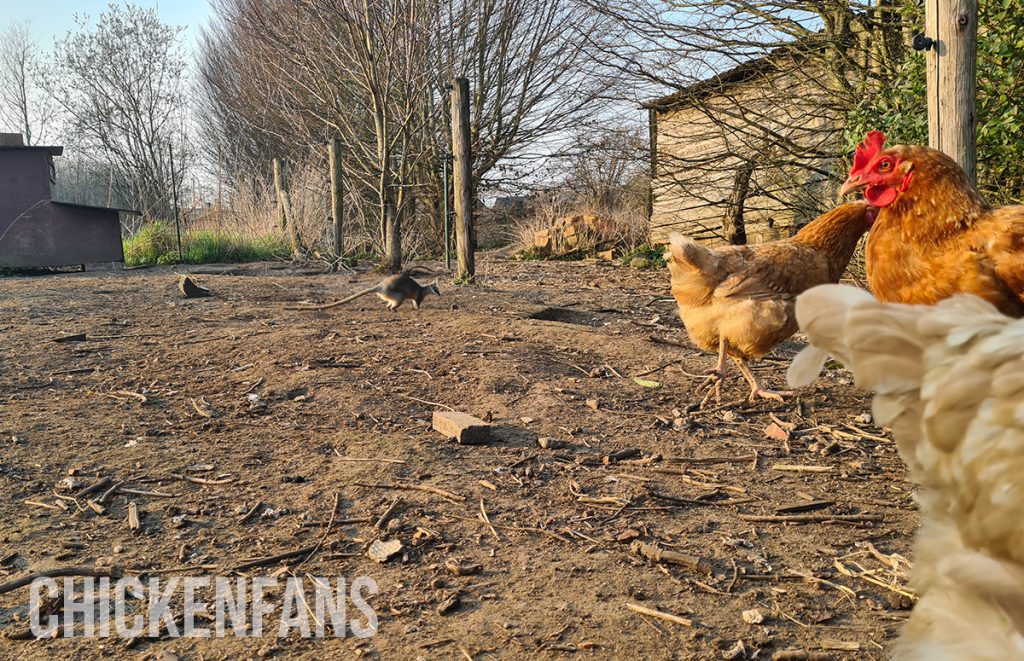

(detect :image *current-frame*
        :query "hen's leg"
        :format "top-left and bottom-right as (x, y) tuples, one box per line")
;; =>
(734, 358), (792, 402)
(697, 339), (729, 407)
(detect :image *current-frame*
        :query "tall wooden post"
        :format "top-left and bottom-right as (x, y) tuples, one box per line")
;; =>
(925, 0), (978, 183)
(450, 77), (474, 281)
(329, 138), (344, 258)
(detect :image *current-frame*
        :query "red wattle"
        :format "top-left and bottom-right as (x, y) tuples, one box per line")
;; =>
(865, 185), (897, 207)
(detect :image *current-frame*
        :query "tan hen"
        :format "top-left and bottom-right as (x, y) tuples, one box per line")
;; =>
(666, 202), (873, 401)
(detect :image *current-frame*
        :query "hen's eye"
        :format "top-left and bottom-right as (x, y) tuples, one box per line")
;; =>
(879, 159), (893, 171)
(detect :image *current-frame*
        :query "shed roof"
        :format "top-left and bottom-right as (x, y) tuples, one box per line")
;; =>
(641, 37), (827, 112)
(0, 132), (63, 155)
(51, 200), (140, 216)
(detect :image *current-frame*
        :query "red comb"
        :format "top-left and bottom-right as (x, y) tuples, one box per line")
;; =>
(850, 131), (886, 176)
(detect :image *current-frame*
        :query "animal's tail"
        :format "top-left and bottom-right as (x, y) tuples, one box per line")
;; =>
(666, 233), (719, 275)
(285, 284), (379, 311)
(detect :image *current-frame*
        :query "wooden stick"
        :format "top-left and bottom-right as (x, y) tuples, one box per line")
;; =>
(739, 513), (882, 524)
(240, 501), (264, 523)
(127, 502), (140, 531)
(0, 567), (121, 595)
(624, 602), (693, 627)
(374, 498), (404, 531)
(74, 477), (112, 499)
(772, 464), (833, 473)
(663, 455), (756, 465)
(24, 500), (62, 511)
(97, 481), (124, 505)
(169, 473), (235, 486)
(293, 492), (341, 572)
(352, 481), (464, 503)
(630, 540), (711, 575)
(478, 500), (501, 542)
(632, 359), (681, 378)
(234, 545), (319, 572)
(118, 488), (176, 498)
(449, 514), (572, 544)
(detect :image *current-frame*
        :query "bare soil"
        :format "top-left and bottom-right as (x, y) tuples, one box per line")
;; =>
(0, 256), (917, 660)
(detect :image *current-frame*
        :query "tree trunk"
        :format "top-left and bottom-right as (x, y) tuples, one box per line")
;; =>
(329, 138), (344, 258)
(274, 158), (305, 257)
(722, 162), (753, 245)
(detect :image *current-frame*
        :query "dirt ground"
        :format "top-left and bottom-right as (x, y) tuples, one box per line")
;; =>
(0, 256), (918, 660)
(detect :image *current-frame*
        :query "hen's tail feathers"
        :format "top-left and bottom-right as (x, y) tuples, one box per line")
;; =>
(667, 232), (719, 274)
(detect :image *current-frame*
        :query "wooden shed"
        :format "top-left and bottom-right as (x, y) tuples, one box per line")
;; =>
(644, 53), (841, 246)
(0, 133), (130, 269)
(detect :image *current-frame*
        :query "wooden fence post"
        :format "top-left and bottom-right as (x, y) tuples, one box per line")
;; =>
(925, 0), (978, 183)
(329, 138), (344, 258)
(450, 77), (474, 281)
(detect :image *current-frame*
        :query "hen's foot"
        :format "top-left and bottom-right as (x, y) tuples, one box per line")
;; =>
(748, 388), (793, 402)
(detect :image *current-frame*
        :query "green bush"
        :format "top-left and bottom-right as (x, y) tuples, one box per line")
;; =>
(124, 222), (178, 265)
(124, 223), (290, 266)
(846, 0), (1024, 204)
(619, 244), (667, 269)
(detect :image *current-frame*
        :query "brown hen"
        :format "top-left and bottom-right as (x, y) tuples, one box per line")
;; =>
(666, 201), (873, 401)
(841, 130), (1024, 316)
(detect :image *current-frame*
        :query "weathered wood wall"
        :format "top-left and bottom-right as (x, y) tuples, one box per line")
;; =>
(648, 64), (840, 246)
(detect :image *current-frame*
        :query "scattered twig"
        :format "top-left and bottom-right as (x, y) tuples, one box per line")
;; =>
(240, 501), (264, 523)
(169, 473), (236, 486)
(738, 513), (882, 524)
(772, 464), (833, 473)
(478, 500), (501, 542)
(118, 488), (176, 498)
(449, 514), (572, 544)
(624, 602), (693, 627)
(632, 359), (681, 378)
(74, 477), (113, 499)
(630, 540), (711, 575)
(234, 545), (319, 572)
(374, 498), (405, 531)
(0, 567), (121, 595)
(365, 381), (454, 411)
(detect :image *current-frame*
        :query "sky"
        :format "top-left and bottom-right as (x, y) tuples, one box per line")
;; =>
(0, 0), (213, 51)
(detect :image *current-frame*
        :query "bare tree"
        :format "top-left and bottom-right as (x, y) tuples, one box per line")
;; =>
(198, 0), (614, 262)
(0, 22), (54, 145)
(44, 4), (191, 219)
(582, 0), (907, 239)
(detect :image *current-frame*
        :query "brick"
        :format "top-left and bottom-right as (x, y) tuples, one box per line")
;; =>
(432, 411), (492, 445)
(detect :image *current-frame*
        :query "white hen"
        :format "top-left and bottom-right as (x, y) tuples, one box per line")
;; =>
(788, 284), (1024, 660)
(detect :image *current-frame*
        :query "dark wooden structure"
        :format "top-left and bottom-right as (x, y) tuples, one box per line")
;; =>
(0, 133), (128, 269)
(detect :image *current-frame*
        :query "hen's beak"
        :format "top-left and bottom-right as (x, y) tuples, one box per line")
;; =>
(839, 175), (866, 197)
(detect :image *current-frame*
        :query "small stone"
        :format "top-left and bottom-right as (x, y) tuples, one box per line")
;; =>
(368, 538), (403, 563)
(616, 529), (641, 543)
(444, 558), (483, 576)
(742, 608), (764, 624)
(437, 593), (462, 615)
(721, 640), (746, 660)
